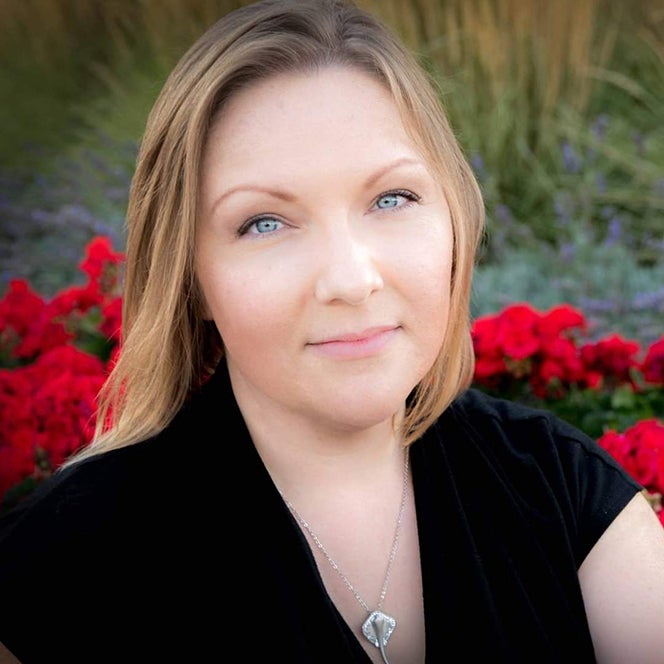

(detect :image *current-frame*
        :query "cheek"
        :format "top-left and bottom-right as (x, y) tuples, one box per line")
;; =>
(401, 222), (453, 305)
(414, 267), (452, 380)
(401, 223), (454, 345)
(415, 258), (452, 338)
(197, 260), (295, 355)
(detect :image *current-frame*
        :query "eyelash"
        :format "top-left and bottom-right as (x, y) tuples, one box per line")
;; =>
(237, 214), (285, 237)
(372, 189), (421, 211)
(237, 188), (422, 236)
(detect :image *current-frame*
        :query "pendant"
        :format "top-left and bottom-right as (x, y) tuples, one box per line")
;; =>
(361, 610), (396, 648)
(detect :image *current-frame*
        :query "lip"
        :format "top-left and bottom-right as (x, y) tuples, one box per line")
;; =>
(308, 326), (399, 360)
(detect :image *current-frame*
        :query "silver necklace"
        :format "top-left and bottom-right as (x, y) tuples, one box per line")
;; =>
(280, 449), (410, 664)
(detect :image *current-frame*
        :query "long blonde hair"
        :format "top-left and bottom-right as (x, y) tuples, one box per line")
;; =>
(66, 0), (484, 466)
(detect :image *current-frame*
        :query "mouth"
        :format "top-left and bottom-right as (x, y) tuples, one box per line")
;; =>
(308, 326), (400, 360)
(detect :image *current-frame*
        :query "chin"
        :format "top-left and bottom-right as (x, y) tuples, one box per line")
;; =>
(315, 389), (409, 431)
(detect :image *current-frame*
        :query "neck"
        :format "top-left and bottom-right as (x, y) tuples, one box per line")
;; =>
(238, 403), (405, 499)
(256, 425), (405, 503)
(228, 362), (407, 495)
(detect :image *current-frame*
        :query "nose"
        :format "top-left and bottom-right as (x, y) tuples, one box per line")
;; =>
(314, 227), (384, 305)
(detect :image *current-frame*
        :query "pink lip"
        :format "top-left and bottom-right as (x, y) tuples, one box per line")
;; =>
(309, 326), (399, 360)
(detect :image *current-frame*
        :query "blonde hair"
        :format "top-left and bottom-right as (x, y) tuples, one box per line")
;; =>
(66, 0), (484, 465)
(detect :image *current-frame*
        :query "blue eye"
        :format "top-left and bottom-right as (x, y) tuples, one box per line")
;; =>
(373, 189), (419, 211)
(242, 216), (284, 235)
(376, 194), (401, 209)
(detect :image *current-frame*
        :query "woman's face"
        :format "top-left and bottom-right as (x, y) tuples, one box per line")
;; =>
(196, 66), (453, 434)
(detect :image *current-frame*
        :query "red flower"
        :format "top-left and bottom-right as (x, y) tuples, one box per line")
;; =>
(0, 345), (107, 496)
(597, 430), (633, 467)
(0, 279), (72, 361)
(471, 315), (508, 385)
(495, 303), (541, 360)
(598, 420), (664, 495)
(100, 296), (123, 342)
(0, 370), (36, 496)
(537, 337), (584, 382)
(471, 303), (598, 397)
(641, 337), (664, 386)
(49, 282), (104, 318)
(537, 304), (586, 341)
(79, 236), (124, 297)
(0, 279), (44, 335)
(0, 433), (35, 498)
(626, 420), (664, 494)
(580, 334), (641, 388)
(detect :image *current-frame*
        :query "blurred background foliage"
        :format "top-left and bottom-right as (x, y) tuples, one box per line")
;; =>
(0, 0), (662, 344)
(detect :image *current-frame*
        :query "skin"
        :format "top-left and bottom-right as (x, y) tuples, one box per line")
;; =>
(579, 491), (664, 662)
(196, 66), (453, 455)
(0, 646), (19, 664)
(195, 65), (449, 662)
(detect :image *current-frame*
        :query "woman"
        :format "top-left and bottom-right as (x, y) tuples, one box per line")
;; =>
(1, 1), (663, 662)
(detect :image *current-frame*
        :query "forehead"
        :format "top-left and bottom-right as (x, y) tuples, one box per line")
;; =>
(202, 66), (426, 177)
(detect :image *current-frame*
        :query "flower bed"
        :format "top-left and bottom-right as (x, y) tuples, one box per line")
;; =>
(1, 236), (662, 525)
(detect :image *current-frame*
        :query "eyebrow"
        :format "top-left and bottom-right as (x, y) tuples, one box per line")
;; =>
(362, 157), (425, 189)
(209, 184), (296, 216)
(208, 156), (425, 214)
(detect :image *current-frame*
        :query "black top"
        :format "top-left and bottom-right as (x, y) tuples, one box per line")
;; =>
(0, 363), (641, 663)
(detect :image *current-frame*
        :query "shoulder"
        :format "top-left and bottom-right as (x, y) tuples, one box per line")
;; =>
(0, 366), (237, 552)
(424, 388), (642, 562)
(0, 425), (212, 662)
(0, 442), (147, 543)
(0, 367), (224, 533)
(443, 387), (612, 460)
(449, 387), (577, 431)
(0, 420), (191, 554)
(439, 388), (641, 486)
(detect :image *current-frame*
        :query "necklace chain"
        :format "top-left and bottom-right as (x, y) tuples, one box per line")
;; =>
(280, 448), (410, 614)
